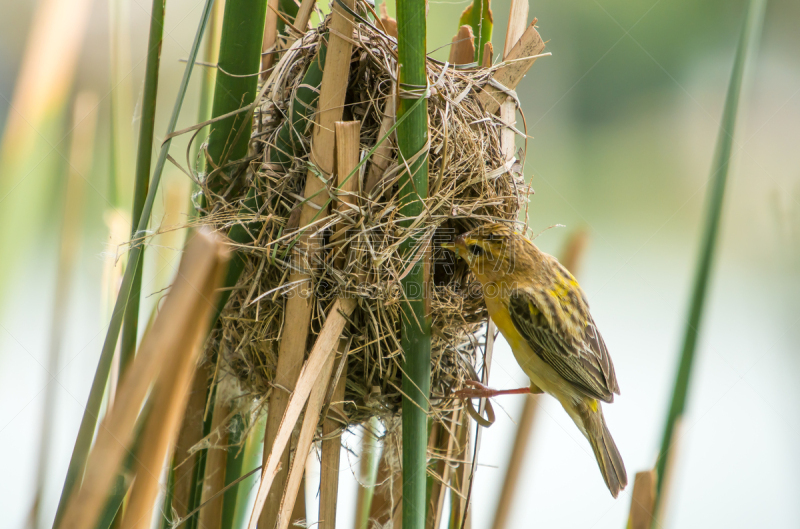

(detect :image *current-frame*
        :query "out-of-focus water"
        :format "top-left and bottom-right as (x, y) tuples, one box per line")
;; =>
(1, 0), (798, 527)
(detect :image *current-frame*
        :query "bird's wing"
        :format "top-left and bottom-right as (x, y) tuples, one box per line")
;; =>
(508, 287), (618, 402)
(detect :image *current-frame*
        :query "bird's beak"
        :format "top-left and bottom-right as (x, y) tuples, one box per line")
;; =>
(441, 235), (466, 255)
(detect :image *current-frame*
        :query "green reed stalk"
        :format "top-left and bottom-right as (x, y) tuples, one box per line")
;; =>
(205, 0), (267, 194)
(192, 1), (267, 526)
(119, 0), (165, 378)
(220, 414), (246, 528)
(52, 2), (215, 525)
(396, 1), (431, 527)
(652, 0), (766, 521)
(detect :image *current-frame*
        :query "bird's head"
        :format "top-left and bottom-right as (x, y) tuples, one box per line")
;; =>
(442, 223), (524, 282)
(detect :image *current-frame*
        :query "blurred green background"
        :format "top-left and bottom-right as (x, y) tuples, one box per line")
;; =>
(0, 0), (798, 527)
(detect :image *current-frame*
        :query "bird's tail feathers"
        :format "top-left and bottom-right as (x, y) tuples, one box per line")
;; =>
(582, 403), (628, 498)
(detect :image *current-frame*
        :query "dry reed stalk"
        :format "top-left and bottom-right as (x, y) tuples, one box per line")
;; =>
(0, 0), (92, 154)
(292, 474), (307, 525)
(261, 0), (282, 76)
(449, 25), (476, 65)
(293, 0), (317, 36)
(277, 356), (337, 529)
(31, 92), (98, 528)
(363, 87), (396, 195)
(426, 411), (457, 529)
(503, 0), (529, 57)
(317, 121), (362, 529)
(248, 296), (358, 528)
(273, 116), (365, 523)
(170, 362), (213, 518)
(0, 0), (92, 289)
(119, 231), (229, 529)
(478, 20), (545, 114)
(627, 469), (657, 529)
(59, 228), (228, 529)
(365, 430), (401, 528)
(197, 377), (236, 529)
(559, 229), (589, 272)
(260, 1), (355, 526)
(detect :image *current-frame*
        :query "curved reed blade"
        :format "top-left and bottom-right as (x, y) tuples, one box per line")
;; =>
(651, 0), (766, 523)
(118, 0), (166, 377)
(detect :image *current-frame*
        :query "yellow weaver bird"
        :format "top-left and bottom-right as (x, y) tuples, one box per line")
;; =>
(444, 223), (628, 497)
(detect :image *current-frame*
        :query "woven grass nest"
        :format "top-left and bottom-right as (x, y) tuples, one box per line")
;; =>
(200, 6), (532, 428)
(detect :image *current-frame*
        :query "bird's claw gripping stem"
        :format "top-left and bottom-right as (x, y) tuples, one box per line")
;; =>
(455, 380), (531, 400)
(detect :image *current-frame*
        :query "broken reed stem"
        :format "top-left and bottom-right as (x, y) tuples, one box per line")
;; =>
(396, 0), (432, 526)
(482, 42), (493, 67)
(52, 3), (214, 524)
(59, 228), (228, 529)
(477, 20), (545, 114)
(247, 297), (358, 529)
(275, 121), (361, 529)
(259, 2), (355, 527)
(32, 92), (97, 529)
(627, 470), (657, 529)
(449, 25), (475, 65)
(459, 0), (492, 65)
(653, 0), (765, 522)
(378, 3), (398, 39)
(119, 0), (165, 376)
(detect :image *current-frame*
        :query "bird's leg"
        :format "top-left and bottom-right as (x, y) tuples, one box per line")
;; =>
(455, 380), (532, 400)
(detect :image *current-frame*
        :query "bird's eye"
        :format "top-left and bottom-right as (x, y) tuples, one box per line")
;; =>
(468, 244), (485, 256)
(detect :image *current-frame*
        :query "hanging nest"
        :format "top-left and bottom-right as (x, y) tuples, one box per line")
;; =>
(197, 5), (532, 427)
